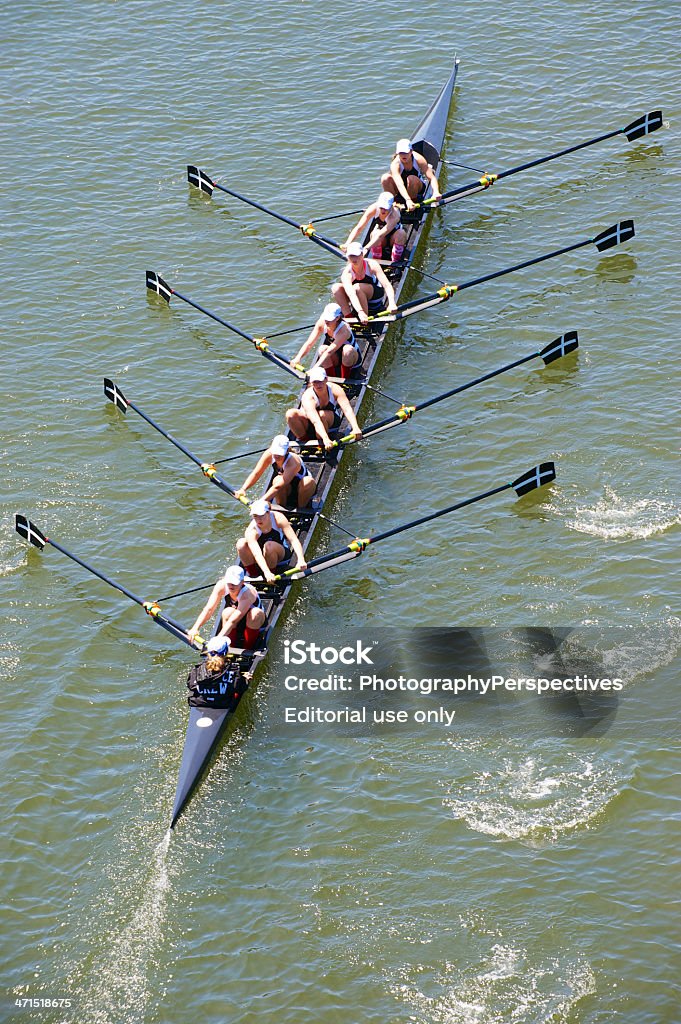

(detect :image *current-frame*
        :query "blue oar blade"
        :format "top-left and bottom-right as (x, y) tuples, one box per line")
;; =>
(187, 164), (215, 196)
(540, 331), (579, 364)
(103, 377), (129, 414)
(623, 110), (663, 142)
(593, 220), (635, 252)
(15, 514), (47, 550)
(146, 270), (173, 303)
(511, 462), (556, 497)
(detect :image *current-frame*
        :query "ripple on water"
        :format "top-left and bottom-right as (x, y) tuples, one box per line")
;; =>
(442, 738), (629, 842)
(565, 486), (681, 540)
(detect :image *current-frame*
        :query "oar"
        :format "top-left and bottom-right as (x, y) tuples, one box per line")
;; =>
(186, 166), (346, 261)
(103, 379), (250, 508)
(419, 110), (665, 210)
(332, 330), (579, 447)
(363, 221), (635, 324)
(14, 514), (204, 651)
(274, 462), (556, 582)
(145, 271), (306, 381)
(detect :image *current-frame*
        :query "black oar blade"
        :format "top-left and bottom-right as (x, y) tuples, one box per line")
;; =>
(146, 270), (173, 303)
(623, 110), (663, 142)
(540, 330), (579, 364)
(593, 220), (635, 252)
(187, 164), (215, 196)
(15, 514), (47, 550)
(103, 377), (129, 414)
(511, 462), (556, 497)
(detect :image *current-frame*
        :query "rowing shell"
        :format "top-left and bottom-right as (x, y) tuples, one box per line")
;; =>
(170, 59), (460, 828)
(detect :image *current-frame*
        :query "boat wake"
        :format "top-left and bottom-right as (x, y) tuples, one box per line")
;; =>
(74, 831), (172, 1024)
(442, 738), (628, 842)
(391, 941), (596, 1024)
(566, 486), (680, 539)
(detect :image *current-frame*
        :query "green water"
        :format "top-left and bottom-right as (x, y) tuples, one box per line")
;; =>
(2, 2), (680, 1022)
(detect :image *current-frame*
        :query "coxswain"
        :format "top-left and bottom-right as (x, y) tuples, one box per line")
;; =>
(285, 366), (362, 450)
(331, 242), (398, 323)
(188, 565), (265, 651)
(236, 498), (307, 584)
(290, 303), (361, 380)
(381, 138), (441, 211)
(234, 434), (316, 509)
(344, 191), (408, 265)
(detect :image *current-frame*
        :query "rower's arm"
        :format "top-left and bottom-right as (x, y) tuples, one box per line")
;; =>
(345, 207), (373, 247)
(334, 385), (362, 438)
(291, 319), (323, 366)
(301, 392), (332, 447)
(341, 266), (368, 320)
(390, 157), (412, 206)
(245, 523), (273, 579)
(239, 450), (271, 496)
(280, 516), (307, 568)
(189, 581), (223, 639)
(373, 261), (397, 310)
(420, 155), (441, 198)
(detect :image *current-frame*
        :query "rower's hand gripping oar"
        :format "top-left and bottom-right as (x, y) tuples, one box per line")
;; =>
(363, 220), (635, 325)
(331, 330), (579, 447)
(273, 462), (556, 583)
(417, 110), (665, 210)
(186, 166), (347, 261)
(14, 515), (205, 651)
(103, 378), (251, 508)
(145, 271), (306, 380)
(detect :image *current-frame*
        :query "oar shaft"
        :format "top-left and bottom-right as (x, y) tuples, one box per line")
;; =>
(414, 349), (540, 413)
(127, 399), (203, 471)
(45, 538), (195, 646)
(455, 237), (591, 295)
(172, 288), (252, 341)
(370, 482), (513, 544)
(213, 182), (345, 259)
(497, 127), (622, 181)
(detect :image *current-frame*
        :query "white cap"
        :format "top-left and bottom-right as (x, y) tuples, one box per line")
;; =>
(377, 191), (395, 210)
(224, 565), (245, 586)
(345, 241), (363, 258)
(396, 138), (413, 153)
(323, 302), (343, 322)
(270, 434), (290, 456)
(308, 366), (328, 383)
(250, 498), (271, 517)
(206, 635), (230, 655)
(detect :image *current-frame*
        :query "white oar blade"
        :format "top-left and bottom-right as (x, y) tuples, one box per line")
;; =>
(540, 330), (579, 364)
(15, 514), (47, 550)
(103, 377), (129, 414)
(187, 164), (215, 196)
(145, 270), (172, 303)
(624, 110), (663, 142)
(593, 220), (635, 252)
(511, 462), (556, 497)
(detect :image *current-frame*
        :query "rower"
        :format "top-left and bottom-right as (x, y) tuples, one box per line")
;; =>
(381, 137), (441, 211)
(188, 565), (265, 651)
(344, 191), (408, 265)
(290, 303), (361, 380)
(236, 498), (307, 584)
(235, 434), (317, 509)
(331, 242), (398, 324)
(286, 366), (362, 450)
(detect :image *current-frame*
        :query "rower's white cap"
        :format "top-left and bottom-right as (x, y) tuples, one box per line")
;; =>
(377, 191), (395, 210)
(308, 366), (328, 383)
(206, 635), (230, 655)
(396, 138), (413, 153)
(224, 565), (245, 586)
(250, 498), (271, 517)
(323, 302), (343, 322)
(270, 434), (290, 456)
(345, 241), (363, 258)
